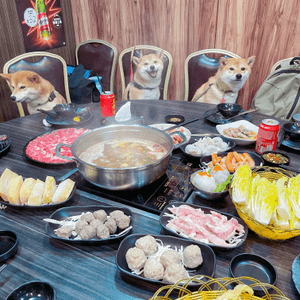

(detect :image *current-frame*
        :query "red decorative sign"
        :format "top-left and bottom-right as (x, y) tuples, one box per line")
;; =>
(15, 0), (66, 52)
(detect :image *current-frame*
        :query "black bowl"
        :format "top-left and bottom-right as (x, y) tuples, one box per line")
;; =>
(165, 114), (185, 124)
(53, 103), (78, 119)
(6, 281), (55, 300)
(261, 151), (290, 166)
(283, 122), (300, 141)
(217, 103), (243, 119)
(0, 231), (18, 262)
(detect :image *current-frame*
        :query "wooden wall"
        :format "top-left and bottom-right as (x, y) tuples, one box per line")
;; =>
(0, 0), (76, 122)
(71, 0), (300, 109)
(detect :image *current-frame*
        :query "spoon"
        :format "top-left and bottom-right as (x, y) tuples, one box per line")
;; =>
(224, 108), (259, 122)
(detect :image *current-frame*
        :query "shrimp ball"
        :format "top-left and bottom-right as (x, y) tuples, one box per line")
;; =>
(163, 263), (188, 284)
(143, 258), (164, 280)
(75, 220), (88, 234)
(110, 210), (125, 222)
(105, 217), (117, 234)
(90, 218), (103, 229)
(135, 235), (157, 256)
(126, 247), (147, 272)
(56, 225), (73, 239)
(93, 209), (108, 222)
(116, 215), (131, 230)
(80, 212), (95, 223)
(160, 249), (182, 269)
(96, 224), (110, 239)
(79, 225), (96, 239)
(183, 245), (203, 268)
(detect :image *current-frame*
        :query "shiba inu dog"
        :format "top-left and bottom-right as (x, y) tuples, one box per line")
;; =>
(123, 50), (165, 100)
(191, 56), (255, 104)
(0, 71), (66, 114)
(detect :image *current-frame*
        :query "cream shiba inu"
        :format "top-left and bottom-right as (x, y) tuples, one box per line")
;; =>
(191, 56), (255, 104)
(123, 50), (165, 100)
(0, 71), (66, 114)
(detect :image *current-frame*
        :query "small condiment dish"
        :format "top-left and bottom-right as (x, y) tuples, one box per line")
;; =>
(217, 103), (243, 119)
(261, 151), (290, 166)
(53, 103), (78, 119)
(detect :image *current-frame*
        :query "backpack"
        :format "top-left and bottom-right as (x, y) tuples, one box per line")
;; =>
(251, 57), (300, 120)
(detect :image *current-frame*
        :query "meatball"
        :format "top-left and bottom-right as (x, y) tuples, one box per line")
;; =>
(110, 210), (125, 222)
(126, 247), (147, 272)
(116, 215), (131, 230)
(90, 218), (103, 229)
(93, 209), (108, 222)
(79, 225), (96, 240)
(163, 263), (189, 284)
(97, 224), (110, 239)
(80, 212), (95, 223)
(143, 258), (164, 280)
(56, 225), (73, 239)
(75, 220), (88, 234)
(105, 217), (117, 234)
(183, 245), (203, 269)
(160, 249), (182, 269)
(135, 235), (157, 256)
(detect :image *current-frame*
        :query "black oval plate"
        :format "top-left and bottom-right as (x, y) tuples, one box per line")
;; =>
(159, 202), (248, 250)
(180, 134), (236, 159)
(116, 233), (215, 286)
(200, 151), (264, 171)
(0, 185), (76, 210)
(204, 108), (253, 124)
(45, 205), (133, 244)
(292, 253), (300, 295)
(0, 230), (18, 262)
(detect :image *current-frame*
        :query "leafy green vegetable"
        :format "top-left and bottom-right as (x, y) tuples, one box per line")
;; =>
(214, 175), (232, 192)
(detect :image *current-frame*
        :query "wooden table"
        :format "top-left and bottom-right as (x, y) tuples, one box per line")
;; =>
(0, 100), (299, 300)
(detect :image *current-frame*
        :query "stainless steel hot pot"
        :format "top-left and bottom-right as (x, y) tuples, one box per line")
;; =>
(55, 125), (174, 190)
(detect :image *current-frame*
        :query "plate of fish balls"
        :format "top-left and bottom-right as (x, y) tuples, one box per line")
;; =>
(116, 234), (216, 286)
(44, 205), (133, 244)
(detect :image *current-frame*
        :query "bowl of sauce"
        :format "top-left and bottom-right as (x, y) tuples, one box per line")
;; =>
(261, 151), (290, 166)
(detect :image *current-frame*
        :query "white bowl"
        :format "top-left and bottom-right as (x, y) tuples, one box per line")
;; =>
(149, 123), (191, 148)
(216, 120), (258, 146)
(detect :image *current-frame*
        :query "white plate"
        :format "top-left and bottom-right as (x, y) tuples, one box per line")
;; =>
(216, 120), (258, 146)
(149, 123), (191, 149)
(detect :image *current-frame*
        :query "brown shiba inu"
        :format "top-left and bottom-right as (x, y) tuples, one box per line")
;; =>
(123, 50), (165, 100)
(0, 71), (66, 114)
(191, 56), (255, 104)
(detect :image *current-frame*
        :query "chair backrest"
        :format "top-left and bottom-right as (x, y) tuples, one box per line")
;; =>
(76, 39), (118, 94)
(3, 51), (71, 117)
(119, 45), (173, 100)
(184, 49), (240, 101)
(270, 57), (294, 73)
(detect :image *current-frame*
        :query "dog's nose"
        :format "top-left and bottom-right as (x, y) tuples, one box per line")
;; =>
(150, 65), (155, 71)
(236, 73), (242, 80)
(10, 96), (16, 102)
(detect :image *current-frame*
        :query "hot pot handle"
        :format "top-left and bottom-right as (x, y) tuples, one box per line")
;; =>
(55, 143), (74, 161)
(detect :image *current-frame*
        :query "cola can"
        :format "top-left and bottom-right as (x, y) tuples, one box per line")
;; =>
(100, 92), (116, 118)
(255, 119), (280, 154)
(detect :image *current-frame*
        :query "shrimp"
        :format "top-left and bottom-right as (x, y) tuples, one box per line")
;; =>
(225, 152), (235, 173)
(233, 151), (243, 162)
(242, 152), (255, 168)
(212, 153), (219, 165)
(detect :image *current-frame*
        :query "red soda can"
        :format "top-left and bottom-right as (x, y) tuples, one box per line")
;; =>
(255, 119), (280, 154)
(100, 92), (116, 117)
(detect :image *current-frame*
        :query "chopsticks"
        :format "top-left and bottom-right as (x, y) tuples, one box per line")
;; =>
(0, 264), (7, 273)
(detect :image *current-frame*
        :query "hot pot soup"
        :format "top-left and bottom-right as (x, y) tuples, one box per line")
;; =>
(79, 138), (168, 168)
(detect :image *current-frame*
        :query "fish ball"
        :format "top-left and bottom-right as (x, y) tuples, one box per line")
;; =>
(110, 210), (125, 222)
(56, 225), (73, 239)
(160, 249), (182, 268)
(143, 258), (164, 280)
(96, 224), (110, 239)
(75, 220), (89, 234)
(116, 215), (131, 230)
(79, 225), (96, 239)
(105, 217), (117, 234)
(126, 247), (147, 272)
(183, 245), (203, 268)
(80, 212), (95, 223)
(90, 218), (103, 229)
(163, 263), (188, 284)
(135, 235), (157, 256)
(93, 209), (108, 222)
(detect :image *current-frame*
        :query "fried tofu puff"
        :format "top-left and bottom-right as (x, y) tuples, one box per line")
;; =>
(183, 245), (203, 269)
(135, 235), (157, 256)
(126, 247), (147, 272)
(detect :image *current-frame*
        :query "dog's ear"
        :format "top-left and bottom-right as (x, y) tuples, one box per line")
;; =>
(0, 73), (13, 83)
(28, 74), (41, 84)
(156, 49), (164, 59)
(132, 56), (141, 66)
(247, 56), (256, 68)
(219, 57), (228, 68)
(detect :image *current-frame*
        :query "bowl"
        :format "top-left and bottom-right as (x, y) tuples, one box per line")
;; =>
(283, 122), (300, 141)
(53, 103), (78, 118)
(164, 115), (185, 124)
(292, 113), (300, 122)
(190, 170), (229, 200)
(261, 151), (290, 166)
(6, 281), (55, 300)
(217, 103), (243, 118)
(230, 253), (277, 295)
(216, 120), (258, 146)
(0, 231), (18, 262)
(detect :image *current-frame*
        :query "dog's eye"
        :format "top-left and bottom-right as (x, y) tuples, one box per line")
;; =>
(20, 86), (26, 89)
(154, 60), (157, 64)
(230, 67), (234, 71)
(144, 62), (148, 66)
(241, 67), (245, 71)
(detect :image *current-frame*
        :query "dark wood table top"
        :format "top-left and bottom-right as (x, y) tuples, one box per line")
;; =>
(0, 100), (299, 300)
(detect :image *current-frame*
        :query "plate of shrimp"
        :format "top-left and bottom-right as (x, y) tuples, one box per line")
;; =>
(200, 151), (264, 173)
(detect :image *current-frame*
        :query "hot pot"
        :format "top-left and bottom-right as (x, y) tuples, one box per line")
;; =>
(55, 125), (174, 190)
